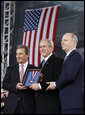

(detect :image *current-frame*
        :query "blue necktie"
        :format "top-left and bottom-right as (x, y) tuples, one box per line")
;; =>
(42, 59), (45, 68)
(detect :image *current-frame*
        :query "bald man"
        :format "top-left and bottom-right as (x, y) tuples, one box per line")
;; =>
(46, 33), (84, 114)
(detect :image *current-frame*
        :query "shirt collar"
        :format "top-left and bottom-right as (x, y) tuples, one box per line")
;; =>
(66, 48), (76, 57)
(19, 61), (28, 67)
(44, 53), (53, 62)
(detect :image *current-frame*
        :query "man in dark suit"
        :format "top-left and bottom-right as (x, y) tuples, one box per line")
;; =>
(46, 33), (84, 114)
(2, 45), (36, 114)
(30, 39), (63, 114)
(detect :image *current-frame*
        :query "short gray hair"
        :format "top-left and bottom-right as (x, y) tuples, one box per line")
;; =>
(16, 45), (29, 54)
(71, 33), (78, 44)
(40, 39), (54, 47)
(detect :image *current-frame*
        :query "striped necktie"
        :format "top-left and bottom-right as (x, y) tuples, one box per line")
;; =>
(20, 64), (24, 82)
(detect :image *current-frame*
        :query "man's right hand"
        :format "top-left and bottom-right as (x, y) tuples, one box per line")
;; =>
(46, 82), (56, 91)
(16, 83), (27, 90)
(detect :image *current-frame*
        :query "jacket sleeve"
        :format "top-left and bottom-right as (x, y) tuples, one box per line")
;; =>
(2, 67), (17, 93)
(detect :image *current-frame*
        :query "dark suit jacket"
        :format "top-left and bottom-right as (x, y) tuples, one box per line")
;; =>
(35, 54), (63, 114)
(55, 50), (84, 112)
(2, 63), (37, 114)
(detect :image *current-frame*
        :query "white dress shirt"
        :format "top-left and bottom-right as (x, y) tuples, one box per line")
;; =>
(19, 61), (28, 74)
(65, 48), (76, 60)
(44, 53), (53, 62)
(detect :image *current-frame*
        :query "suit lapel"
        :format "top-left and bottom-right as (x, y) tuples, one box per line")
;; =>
(41, 54), (55, 70)
(63, 50), (77, 65)
(66, 50), (77, 60)
(14, 63), (35, 83)
(22, 64), (29, 82)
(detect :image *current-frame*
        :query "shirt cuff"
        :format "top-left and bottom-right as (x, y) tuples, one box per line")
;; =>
(38, 83), (42, 89)
(54, 82), (56, 87)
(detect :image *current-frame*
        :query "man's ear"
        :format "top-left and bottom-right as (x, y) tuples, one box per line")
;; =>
(51, 46), (54, 52)
(27, 54), (29, 59)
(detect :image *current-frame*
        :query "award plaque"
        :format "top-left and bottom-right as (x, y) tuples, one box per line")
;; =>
(22, 69), (43, 86)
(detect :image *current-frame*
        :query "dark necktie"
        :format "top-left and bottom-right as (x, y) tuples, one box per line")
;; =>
(42, 59), (45, 68)
(63, 55), (68, 63)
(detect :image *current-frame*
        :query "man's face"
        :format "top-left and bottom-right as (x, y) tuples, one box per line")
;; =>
(16, 48), (29, 64)
(39, 41), (53, 58)
(61, 34), (75, 53)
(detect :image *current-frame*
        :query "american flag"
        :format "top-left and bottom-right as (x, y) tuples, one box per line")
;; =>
(22, 5), (60, 67)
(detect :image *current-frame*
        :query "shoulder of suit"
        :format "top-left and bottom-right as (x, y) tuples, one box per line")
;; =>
(52, 54), (63, 61)
(71, 50), (83, 57)
(7, 63), (19, 69)
(50, 54), (63, 64)
(27, 63), (38, 69)
(68, 50), (84, 63)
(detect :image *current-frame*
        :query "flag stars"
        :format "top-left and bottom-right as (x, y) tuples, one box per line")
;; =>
(23, 10), (42, 31)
